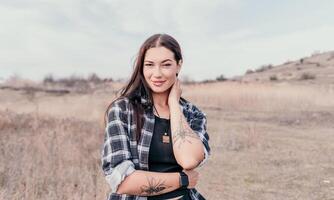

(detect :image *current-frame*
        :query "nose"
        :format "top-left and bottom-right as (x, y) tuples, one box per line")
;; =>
(152, 66), (162, 77)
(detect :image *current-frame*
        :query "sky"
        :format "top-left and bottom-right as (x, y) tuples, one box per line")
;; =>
(1, 0), (334, 82)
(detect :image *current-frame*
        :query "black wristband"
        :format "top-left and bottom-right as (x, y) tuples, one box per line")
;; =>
(179, 171), (189, 189)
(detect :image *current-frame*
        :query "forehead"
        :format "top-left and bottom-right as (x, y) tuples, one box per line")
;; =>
(144, 46), (175, 62)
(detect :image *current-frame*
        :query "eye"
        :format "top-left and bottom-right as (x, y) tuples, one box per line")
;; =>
(163, 64), (171, 67)
(144, 63), (153, 66)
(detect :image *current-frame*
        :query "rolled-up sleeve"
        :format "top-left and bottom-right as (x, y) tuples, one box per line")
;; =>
(189, 106), (211, 168)
(101, 99), (136, 193)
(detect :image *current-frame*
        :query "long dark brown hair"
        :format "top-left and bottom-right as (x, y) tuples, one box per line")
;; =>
(104, 33), (183, 143)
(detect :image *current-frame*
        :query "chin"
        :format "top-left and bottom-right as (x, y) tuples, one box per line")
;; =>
(151, 87), (168, 93)
(149, 83), (171, 93)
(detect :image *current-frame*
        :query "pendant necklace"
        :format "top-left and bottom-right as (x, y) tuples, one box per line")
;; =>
(153, 105), (170, 144)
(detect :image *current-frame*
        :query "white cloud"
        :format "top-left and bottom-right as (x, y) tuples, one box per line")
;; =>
(0, 0), (333, 81)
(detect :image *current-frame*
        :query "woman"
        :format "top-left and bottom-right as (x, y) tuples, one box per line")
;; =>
(101, 33), (211, 200)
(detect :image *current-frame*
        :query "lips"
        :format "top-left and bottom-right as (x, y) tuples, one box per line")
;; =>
(152, 80), (166, 86)
(152, 81), (166, 83)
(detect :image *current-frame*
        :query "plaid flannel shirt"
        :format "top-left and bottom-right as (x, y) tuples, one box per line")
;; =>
(101, 95), (211, 200)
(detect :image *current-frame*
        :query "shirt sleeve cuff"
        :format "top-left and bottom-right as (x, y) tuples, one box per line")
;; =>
(105, 160), (136, 193)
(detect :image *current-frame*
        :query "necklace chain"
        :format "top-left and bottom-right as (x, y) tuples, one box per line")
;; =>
(153, 104), (170, 119)
(153, 104), (170, 136)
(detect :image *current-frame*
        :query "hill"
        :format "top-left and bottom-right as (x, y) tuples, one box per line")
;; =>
(232, 50), (334, 86)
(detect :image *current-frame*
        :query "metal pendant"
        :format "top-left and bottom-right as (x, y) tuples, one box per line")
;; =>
(162, 132), (170, 143)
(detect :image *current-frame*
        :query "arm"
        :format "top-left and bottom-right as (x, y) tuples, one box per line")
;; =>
(169, 101), (210, 170)
(101, 98), (137, 194)
(116, 170), (181, 196)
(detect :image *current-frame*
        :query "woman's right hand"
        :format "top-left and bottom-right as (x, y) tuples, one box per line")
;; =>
(182, 169), (199, 189)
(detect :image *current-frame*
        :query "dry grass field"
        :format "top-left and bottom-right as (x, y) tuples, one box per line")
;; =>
(1, 77), (334, 199)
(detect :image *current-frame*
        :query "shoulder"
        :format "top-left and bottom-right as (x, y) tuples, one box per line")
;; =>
(107, 96), (131, 118)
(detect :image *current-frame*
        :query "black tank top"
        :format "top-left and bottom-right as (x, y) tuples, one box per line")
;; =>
(147, 115), (191, 200)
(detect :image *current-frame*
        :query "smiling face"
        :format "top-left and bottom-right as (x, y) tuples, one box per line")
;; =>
(143, 46), (181, 94)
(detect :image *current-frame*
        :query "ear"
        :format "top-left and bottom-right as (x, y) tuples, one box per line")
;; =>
(177, 60), (182, 73)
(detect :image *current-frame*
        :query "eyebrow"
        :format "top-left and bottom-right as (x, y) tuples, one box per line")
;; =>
(144, 59), (172, 63)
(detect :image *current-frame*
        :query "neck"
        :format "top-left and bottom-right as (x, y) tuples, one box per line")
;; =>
(152, 91), (169, 107)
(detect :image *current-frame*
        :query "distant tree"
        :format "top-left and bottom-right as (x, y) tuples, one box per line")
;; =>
(216, 74), (227, 81)
(88, 73), (102, 84)
(103, 77), (114, 82)
(58, 74), (85, 87)
(200, 79), (215, 83)
(245, 69), (254, 74)
(43, 74), (55, 85)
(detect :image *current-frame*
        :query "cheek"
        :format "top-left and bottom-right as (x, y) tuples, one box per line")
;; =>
(165, 75), (176, 87)
(166, 71), (176, 80)
(143, 69), (151, 80)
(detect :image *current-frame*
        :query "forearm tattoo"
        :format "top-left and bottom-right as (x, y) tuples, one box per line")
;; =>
(140, 176), (172, 195)
(172, 114), (200, 148)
